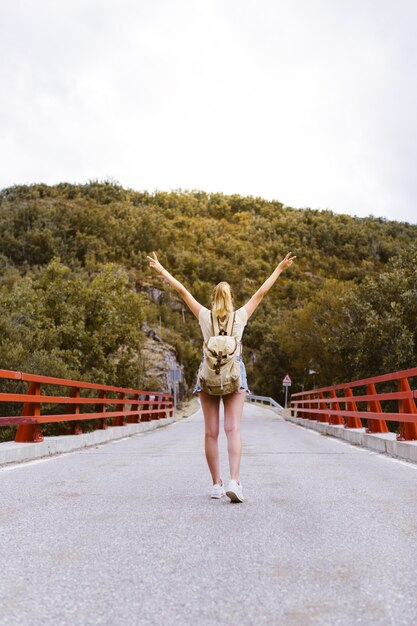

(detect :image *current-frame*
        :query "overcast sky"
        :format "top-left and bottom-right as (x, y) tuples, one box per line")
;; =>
(1, 0), (416, 223)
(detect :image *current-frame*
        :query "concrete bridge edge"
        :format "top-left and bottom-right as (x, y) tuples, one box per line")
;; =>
(279, 408), (417, 465)
(0, 418), (179, 468)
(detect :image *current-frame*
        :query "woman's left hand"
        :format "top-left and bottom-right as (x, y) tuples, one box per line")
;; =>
(147, 251), (164, 274)
(277, 251), (296, 272)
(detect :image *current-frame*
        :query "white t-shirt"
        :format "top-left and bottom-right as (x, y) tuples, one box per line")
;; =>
(198, 306), (248, 342)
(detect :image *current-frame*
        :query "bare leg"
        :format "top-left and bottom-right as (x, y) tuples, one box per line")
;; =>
(223, 390), (246, 481)
(199, 391), (221, 485)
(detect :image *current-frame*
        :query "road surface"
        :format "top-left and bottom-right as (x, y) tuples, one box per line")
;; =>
(1, 402), (416, 625)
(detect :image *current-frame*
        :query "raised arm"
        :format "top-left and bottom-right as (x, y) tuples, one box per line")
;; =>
(243, 252), (296, 318)
(147, 252), (202, 319)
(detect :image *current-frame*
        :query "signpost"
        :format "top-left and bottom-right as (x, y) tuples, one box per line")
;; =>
(282, 373), (292, 409)
(170, 369), (182, 417)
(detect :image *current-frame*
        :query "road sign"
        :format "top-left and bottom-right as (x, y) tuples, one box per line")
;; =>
(170, 369), (182, 382)
(282, 373), (292, 409)
(282, 374), (292, 408)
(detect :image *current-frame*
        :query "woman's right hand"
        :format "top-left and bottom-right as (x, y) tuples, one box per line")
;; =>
(147, 251), (164, 274)
(277, 252), (296, 272)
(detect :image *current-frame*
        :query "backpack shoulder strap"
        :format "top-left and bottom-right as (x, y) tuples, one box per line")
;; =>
(211, 312), (220, 336)
(226, 312), (235, 336)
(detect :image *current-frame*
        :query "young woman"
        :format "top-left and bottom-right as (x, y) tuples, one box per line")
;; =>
(147, 251), (296, 503)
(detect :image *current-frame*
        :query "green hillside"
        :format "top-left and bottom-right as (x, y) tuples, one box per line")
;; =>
(0, 181), (416, 405)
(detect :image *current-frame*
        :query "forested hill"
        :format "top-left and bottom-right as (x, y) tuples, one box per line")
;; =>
(0, 181), (416, 402)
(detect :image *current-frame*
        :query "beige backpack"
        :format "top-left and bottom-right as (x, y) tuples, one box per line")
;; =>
(198, 312), (242, 395)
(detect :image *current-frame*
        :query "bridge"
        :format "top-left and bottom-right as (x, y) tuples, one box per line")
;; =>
(1, 369), (417, 625)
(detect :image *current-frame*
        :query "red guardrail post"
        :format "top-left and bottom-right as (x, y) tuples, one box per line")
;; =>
(67, 387), (82, 435)
(397, 378), (417, 441)
(318, 391), (330, 423)
(344, 388), (363, 428)
(15, 382), (43, 443)
(113, 392), (126, 427)
(97, 390), (108, 429)
(141, 394), (150, 421)
(150, 397), (160, 420)
(304, 393), (311, 420)
(329, 389), (344, 425)
(126, 393), (140, 423)
(136, 393), (143, 422)
(150, 394), (156, 420)
(306, 394), (312, 419)
(303, 393), (311, 420)
(366, 383), (388, 433)
(292, 400), (297, 417)
(310, 393), (316, 419)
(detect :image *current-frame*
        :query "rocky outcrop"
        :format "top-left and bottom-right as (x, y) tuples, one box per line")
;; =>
(137, 283), (185, 311)
(139, 284), (164, 304)
(141, 326), (188, 400)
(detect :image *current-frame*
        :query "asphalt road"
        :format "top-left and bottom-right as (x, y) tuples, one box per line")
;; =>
(1, 402), (417, 626)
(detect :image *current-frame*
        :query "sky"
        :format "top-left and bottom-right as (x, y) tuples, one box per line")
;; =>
(1, 0), (416, 223)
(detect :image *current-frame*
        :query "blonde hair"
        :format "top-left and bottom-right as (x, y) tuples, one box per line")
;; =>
(211, 282), (234, 318)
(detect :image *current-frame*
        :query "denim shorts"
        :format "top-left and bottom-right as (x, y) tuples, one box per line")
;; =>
(193, 354), (250, 394)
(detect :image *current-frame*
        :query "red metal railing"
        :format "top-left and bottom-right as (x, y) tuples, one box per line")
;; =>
(290, 367), (417, 441)
(0, 369), (174, 443)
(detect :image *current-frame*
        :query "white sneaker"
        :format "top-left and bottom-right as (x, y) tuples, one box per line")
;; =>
(226, 479), (245, 503)
(210, 479), (226, 499)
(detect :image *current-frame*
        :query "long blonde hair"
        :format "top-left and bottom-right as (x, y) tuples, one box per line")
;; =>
(211, 282), (234, 319)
